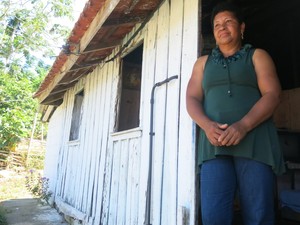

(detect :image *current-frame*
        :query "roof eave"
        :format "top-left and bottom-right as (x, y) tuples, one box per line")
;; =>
(34, 0), (121, 103)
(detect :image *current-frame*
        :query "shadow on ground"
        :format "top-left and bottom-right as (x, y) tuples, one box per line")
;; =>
(1, 198), (68, 225)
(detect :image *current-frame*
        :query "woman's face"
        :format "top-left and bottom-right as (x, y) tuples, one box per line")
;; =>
(213, 11), (245, 46)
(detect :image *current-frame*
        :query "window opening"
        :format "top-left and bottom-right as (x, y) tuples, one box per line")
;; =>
(69, 90), (84, 141)
(117, 44), (143, 132)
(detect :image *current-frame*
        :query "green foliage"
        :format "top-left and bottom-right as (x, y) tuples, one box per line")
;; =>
(0, 71), (41, 150)
(0, 0), (74, 152)
(0, 0), (74, 69)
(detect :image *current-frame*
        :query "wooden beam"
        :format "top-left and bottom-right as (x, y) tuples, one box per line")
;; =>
(69, 62), (99, 72)
(49, 83), (77, 95)
(40, 92), (65, 106)
(40, 105), (56, 122)
(82, 41), (119, 54)
(103, 14), (148, 27)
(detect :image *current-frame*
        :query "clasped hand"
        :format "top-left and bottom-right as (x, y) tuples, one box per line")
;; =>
(205, 121), (247, 147)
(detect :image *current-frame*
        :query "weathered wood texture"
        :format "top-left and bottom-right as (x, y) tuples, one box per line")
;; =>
(44, 0), (198, 224)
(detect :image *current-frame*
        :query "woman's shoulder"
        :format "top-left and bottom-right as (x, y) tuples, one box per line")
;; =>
(252, 48), (270, 56)
(190, 55), (209, 78)
(198, 54), (209, 61)
(192, 55), (209, 73)
(252, 48), (274, 64)
(195, 55), (209, 66)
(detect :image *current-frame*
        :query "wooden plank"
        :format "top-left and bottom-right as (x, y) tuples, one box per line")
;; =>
(83, 40), (120, 54)
(125, 138), (141, 225)
(69, 87), (84, 208)
(71, 75), (89, 209)
(160, 0), (184, 223)
(56, 196), (86, 221)
(107, 141), (122, 225)
(100, 52), (120, 223)
(56, 144), (65, 197)
(177, 206), (190, 225)
(116, 139), (129, 225)
(58, 91), (74, 198)
(51, 107), (63, 197)
(100, 143), (114, 225)
(151, 1), (170, 225)
(84, 76), (98, 216)
(111, 128), (142, 141)
(54, 101), (66, 197)
(72, 144), (82, 209)
(93, 60), (112, 225)
(137, 9), (158, 225)
(75, 73), (93, 211)
(61, 78), (85, 208)
(66, 145), (77, 204)
(65, 90), (77, 202)
(99, 54), (120, 225)
(177, 0), (199, 224)
(43, 106), (64, 202)
(85, 73), (97, 210)
(84, 68), (101, 218)
(70, 78), (86, 207)
(50, 79), (87, 209)
(85, 66), (101, 222)
(89, 65), (107, 221)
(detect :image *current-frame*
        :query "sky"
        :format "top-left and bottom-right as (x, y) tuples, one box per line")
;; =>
(72, 0), (89, 26)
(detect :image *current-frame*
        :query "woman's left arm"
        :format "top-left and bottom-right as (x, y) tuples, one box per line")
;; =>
(218, 49), (281, 146)
(241, 48), (281, 131)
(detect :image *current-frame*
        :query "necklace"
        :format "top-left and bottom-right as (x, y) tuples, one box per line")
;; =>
(211, 44), (252, 65)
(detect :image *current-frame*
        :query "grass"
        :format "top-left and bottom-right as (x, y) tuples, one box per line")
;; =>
(0, 171), (31, 201)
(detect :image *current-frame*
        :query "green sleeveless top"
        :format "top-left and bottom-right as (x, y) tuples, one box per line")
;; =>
(198, 44), (286, 175)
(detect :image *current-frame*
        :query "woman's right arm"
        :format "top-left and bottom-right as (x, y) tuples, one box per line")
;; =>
(186, 56), (226, 146)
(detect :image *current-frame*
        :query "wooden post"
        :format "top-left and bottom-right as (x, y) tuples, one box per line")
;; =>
(26, 111), (38, 167)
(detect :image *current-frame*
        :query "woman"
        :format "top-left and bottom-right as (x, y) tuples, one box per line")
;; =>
(186, 2), (285, 225)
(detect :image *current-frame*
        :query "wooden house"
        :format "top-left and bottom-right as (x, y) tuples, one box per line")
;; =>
(35, 0), (300, 224)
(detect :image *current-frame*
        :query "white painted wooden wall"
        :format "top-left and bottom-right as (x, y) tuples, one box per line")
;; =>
(43, 106), (65, 205)
(44, 0), (199, 224)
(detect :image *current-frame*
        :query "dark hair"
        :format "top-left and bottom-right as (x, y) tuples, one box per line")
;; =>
(211, 2), (244, 27)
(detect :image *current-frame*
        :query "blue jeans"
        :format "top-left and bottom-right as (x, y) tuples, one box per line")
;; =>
(200, 157), (275, 225)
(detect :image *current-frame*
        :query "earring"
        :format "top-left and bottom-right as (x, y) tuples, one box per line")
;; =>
(241, 32), (244, 40)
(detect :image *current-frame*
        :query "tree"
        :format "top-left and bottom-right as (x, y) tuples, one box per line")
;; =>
(0, 0), (74, 152)
(0, 0), (73, 71)
(0, 70), (39, 150)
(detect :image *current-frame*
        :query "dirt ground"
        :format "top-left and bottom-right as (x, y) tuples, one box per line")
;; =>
(0, 169), (68, 225)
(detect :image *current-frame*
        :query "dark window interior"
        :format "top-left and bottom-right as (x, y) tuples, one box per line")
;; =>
(117, 44), (143, 132)
(69, 90), (84, 141)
